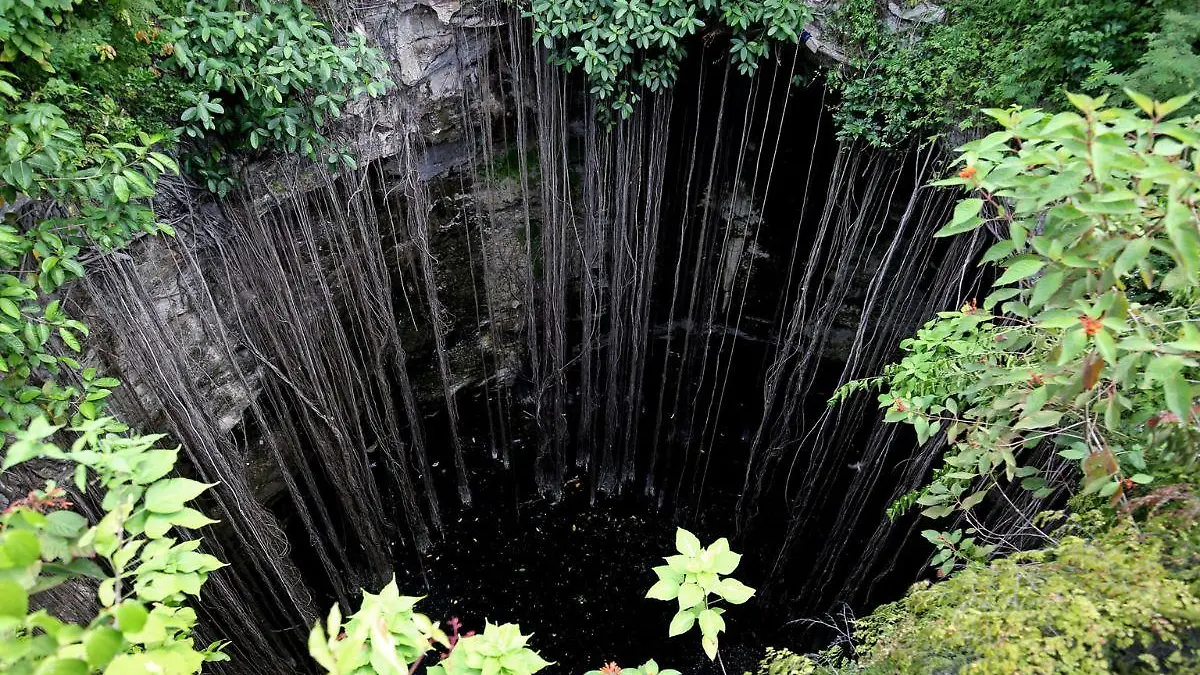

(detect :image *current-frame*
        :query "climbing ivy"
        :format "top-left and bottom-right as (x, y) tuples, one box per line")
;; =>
(525, 0), (810, 119)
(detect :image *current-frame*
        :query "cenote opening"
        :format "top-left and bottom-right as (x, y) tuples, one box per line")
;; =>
(9, 5), (1070, 675)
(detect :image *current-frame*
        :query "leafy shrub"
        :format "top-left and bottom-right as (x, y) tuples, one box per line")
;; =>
(1, 0), (391, 670)
(169, 0), (395, 192)
(814, 93), (1200, 674)
(855, 528), (1200, 673)
(825, 0), (1195, 146)
(525, 0), (810, 118)
(834, 92), (1200, 572)
(1104, 9), (1200, 117)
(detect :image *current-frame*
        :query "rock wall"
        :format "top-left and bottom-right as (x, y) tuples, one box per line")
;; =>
(67, 0), (509, 455)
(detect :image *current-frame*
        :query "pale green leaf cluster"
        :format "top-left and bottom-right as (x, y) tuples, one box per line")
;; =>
(0, 0), (392, 671)
(311, 585), (551, 675)
(2, 30), (226, 675)
(309, 578), (450, 675)
(429, 622), (552, 675)
(645, 527), (754, 660)
(1, 416), (226, 674)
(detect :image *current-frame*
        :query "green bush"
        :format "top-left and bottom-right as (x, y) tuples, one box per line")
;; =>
(815, 93), (1200, 675)
(525, 0), (810, 119)
(859, 526), (1200, 673)
(825, 0), (1197, 146)
(169, 0), (394, 193)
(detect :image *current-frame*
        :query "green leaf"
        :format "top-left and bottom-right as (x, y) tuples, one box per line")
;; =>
(675, 528), (701, 557)
(1157, 92), (1195, 118)
(85, 626), (123, 668)
(698, 608), (725, 637)
(112, 175), (130, 203)
(646, 579), (679, 601)
(653, 564), (684, 584)
(701, 634), (718, 660)
(4, 528), (41, 566)
(45, 510), (87, 538)
(1123, 89), (1155, 116)
(995, 257), (1045, 286)
(144, 478), (215, 514)
(0, 297), (20, 319)
(677, 582), (703, 610)
(1164, 374), (1191, 421)
(960, 490), (988, 509)
(0, 580), (28, 617)
(133, 449), (178, 485)
(1113, 238), (1151, 278)
(1015, 410), (1063, 430)
(667, 609), (695, 637)
(935, 198), (984, 237)
(716, 578), (754, 604)
(168, 507), (219, 530)
(1029, 269), (1063, 309)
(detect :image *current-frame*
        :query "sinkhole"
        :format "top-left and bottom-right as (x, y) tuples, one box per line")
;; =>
(192, 33), (974, 674)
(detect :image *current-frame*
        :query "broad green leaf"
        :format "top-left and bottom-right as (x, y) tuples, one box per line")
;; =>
(112, 175), (130, 203)
(646, 579), (679, 601)
(667, 609), (695, 637)
(675, 528), (701, 557)
(45, 510), (87, 538)
(716, 578), (754, 604)
(4, 528), (41, 566)
(677, 582), (703, 610)
(115, 602), (149, 634)
(994, 257), (1045, 286)
(0, 580), (28, 617)
(1164, 374), (1191, 421)
(1113, 238), (1151, 278)
(935, 198), (984, 237)
(698, 608), (725, 637)
(85, 626), (123, 668)
(144, 478), (216, 514)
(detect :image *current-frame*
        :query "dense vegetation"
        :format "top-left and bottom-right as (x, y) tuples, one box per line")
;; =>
(0, 0), (391, 669)
(802, 94), (1200, 672)
(3, 0), (1199, 672)
(826, 0), (1200, 145)
(525, 0), (811, 118)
